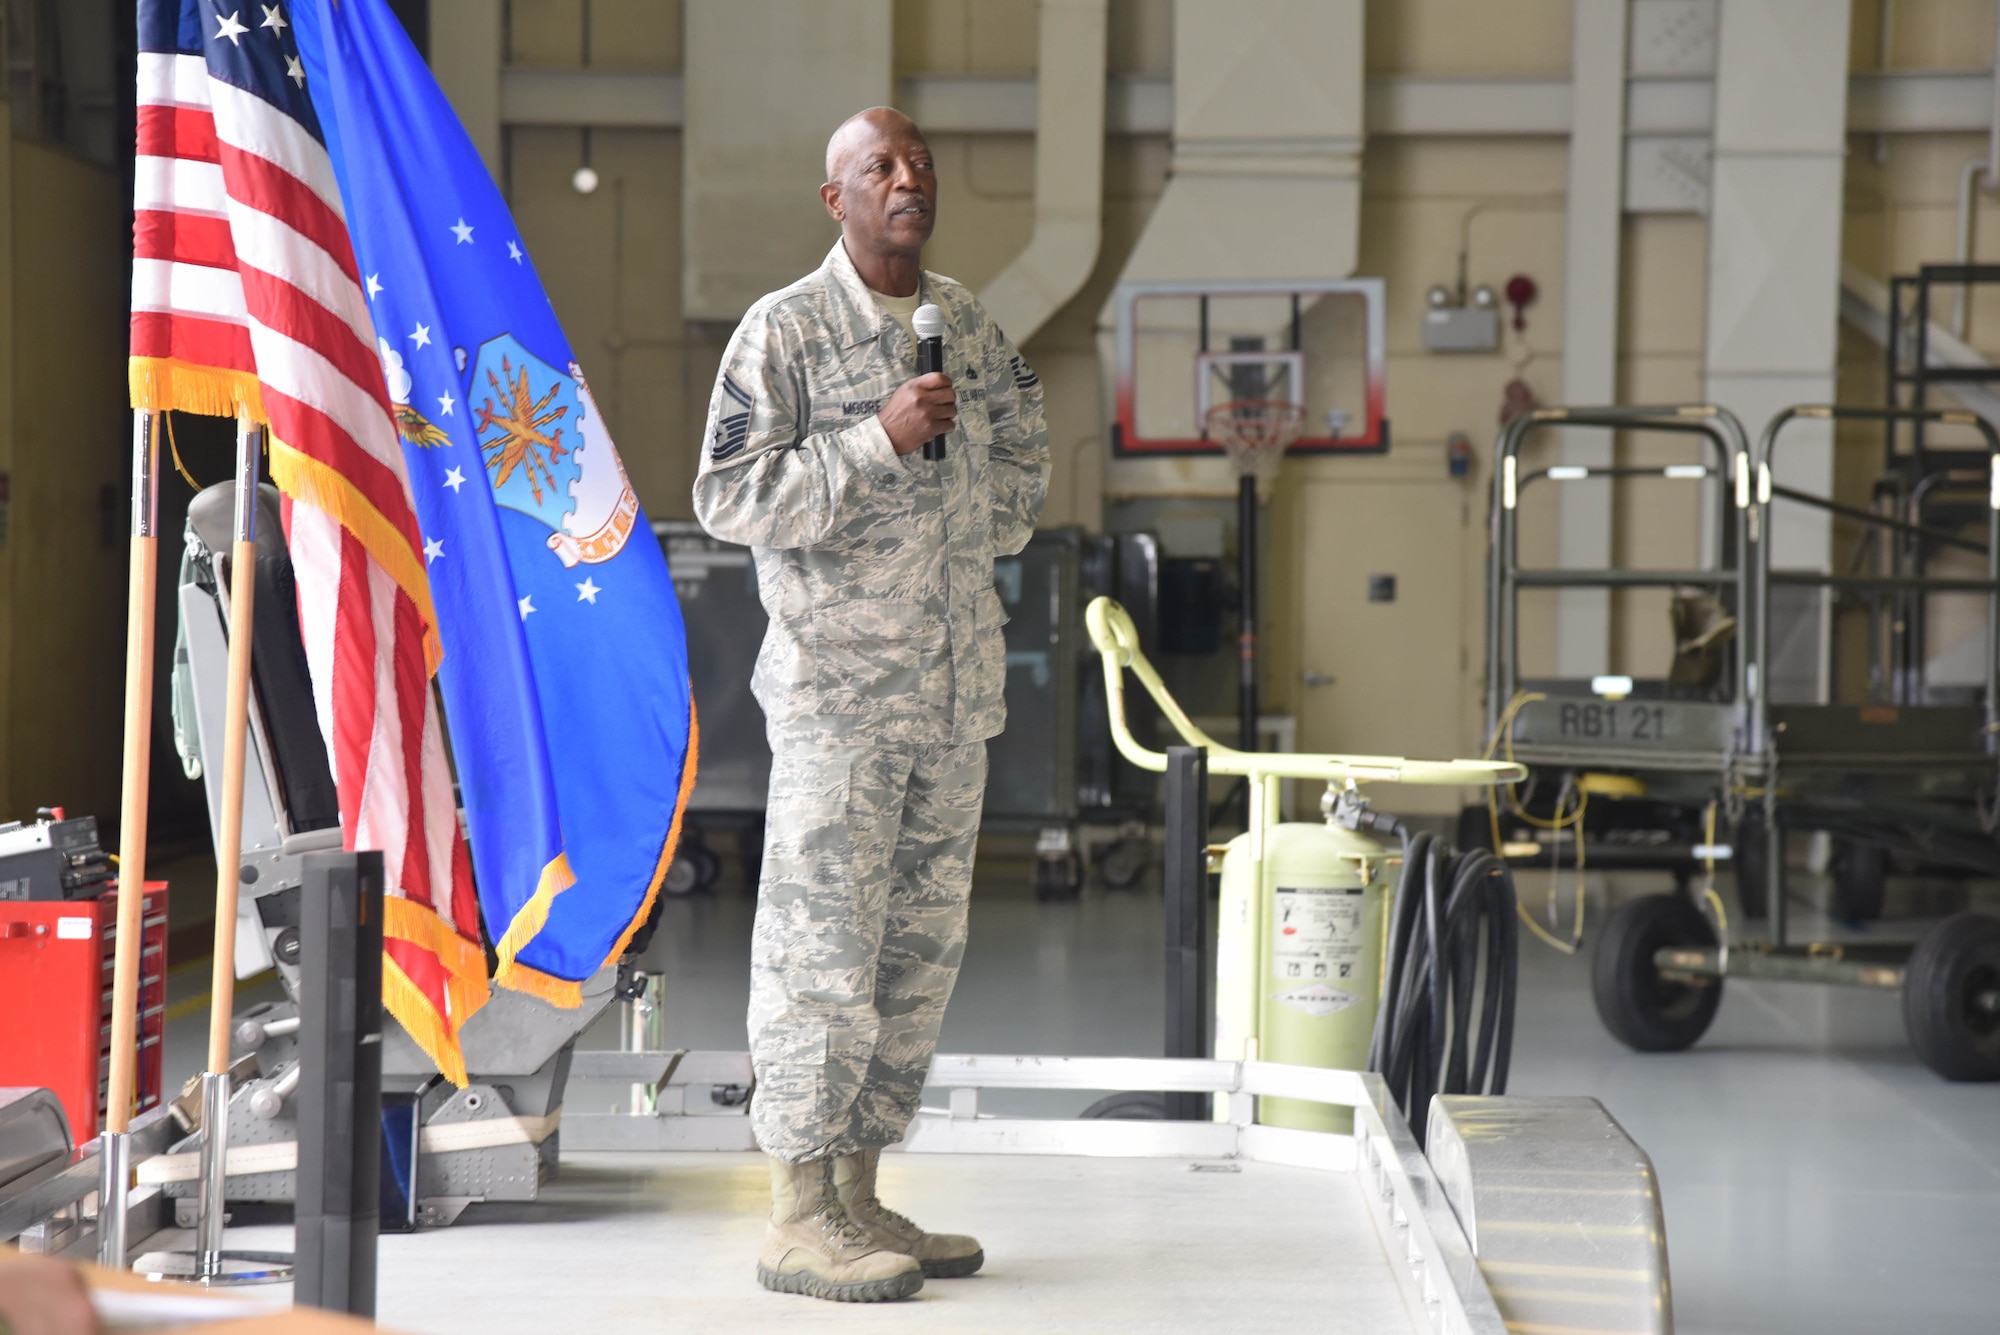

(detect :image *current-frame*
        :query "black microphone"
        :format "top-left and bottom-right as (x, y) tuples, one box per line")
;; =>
(914, 302), (947, 461)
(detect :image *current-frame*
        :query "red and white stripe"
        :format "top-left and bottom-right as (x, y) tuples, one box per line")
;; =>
(133, 52), (481, 1017)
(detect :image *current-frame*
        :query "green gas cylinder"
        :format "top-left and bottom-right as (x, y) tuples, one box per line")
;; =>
(1213, 818), (1392, 1132)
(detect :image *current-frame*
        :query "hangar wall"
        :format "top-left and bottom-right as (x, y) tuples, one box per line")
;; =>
(457, 0), (2000, 808)
(17, 0), (2000, 832)
(0, 113), (134, 826)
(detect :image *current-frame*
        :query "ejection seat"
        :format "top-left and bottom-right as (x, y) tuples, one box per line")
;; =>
(164, 480), (632, 1226)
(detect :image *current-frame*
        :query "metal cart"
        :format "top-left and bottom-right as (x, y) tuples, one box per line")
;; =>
(1484, 404), (2000, 1080)
(656, 522), (1161, 899)
(1613, 405), (2000, 1079)
(1481, 404), (1756, 883)
(987, 527), (1161, 897)
(656, 520), (770, 895)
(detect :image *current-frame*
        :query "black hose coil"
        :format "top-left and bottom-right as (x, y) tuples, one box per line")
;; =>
(1365, 829), (1520, 1147)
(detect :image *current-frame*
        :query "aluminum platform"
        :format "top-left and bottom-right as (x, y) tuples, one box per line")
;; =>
(5, 1055), (1673, 1335)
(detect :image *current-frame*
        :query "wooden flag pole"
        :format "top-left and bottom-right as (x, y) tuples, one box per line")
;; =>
(206, 414), (260, 1076)
(196, 410), (263, 1276)
(99, 411), (160, 1268)
(132, 411), (290, 1288)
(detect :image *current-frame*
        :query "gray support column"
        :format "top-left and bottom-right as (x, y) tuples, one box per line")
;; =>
(1703, 2), (1852, 699)
(681, 0), (892, 322)
(1555, 0), (1629, 680)
(429, 0), (504, 179)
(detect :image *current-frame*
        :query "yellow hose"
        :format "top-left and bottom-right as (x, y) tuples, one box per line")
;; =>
(1483, 690), (1587, 955)
(1700, 799), (1730, 952)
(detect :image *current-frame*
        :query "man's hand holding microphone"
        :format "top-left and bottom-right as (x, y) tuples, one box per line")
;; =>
(878, 303), (953, 459)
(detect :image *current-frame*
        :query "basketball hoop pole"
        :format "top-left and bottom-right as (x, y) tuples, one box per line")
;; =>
(1204, 399), (1298, 830)
(1237, 471), (1259, 826)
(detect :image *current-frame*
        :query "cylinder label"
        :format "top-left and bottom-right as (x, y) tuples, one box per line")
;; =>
(1273, 982), (1356, 1017)
(1272, 885), (1364, 984)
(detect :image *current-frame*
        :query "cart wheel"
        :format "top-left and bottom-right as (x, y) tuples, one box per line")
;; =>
(1732, 813), (1768, 919)
(1902, 911), (2000, 1081)
(738, 820), (767, 893)
(1095, 837), (1150, 890)
(1592, 893), (1723, 1052)
(1034, 850), (1083, 901)
(690, 843), (722, 892)
(664, 853), (702, 897)
(665, 835), (717, 898)
(1832, 842), (1888, 922)
(1080, 1091), (1166, 1120)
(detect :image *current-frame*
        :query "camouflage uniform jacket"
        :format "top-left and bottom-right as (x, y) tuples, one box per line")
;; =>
(693, 240), (1050, 746)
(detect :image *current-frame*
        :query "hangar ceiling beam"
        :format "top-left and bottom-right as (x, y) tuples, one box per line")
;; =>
(487, 69), (1999, 141)
(680, 0), (893, 322)
(1553, 0), (1629, 681)
(1703, 0), (1852, 702)
(429, 0), (504, 176)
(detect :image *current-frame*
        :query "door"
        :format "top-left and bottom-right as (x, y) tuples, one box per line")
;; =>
(1292, 475), (1470, 815)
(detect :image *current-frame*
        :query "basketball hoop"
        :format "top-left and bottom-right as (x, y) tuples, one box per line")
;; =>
(1205, 399), (1304, 499)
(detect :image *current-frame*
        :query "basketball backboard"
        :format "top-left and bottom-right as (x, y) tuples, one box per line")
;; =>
(1110, 277), (1387, 456)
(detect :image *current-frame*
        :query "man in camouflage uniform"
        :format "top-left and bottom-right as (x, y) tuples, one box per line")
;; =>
(694, 106), (1049, 1303)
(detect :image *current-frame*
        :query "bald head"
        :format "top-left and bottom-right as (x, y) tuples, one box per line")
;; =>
(820, 106), (937, 293)
(825, 106), (925, 181)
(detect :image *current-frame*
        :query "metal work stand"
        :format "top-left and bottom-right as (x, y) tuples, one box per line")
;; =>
(1163, 746), (1212, 1121)
(294, 851), (385, 1316)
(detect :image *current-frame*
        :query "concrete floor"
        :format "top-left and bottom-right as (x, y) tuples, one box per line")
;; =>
(155, 850), (2000, 1334)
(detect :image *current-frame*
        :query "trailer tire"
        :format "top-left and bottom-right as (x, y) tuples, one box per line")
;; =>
(1094, 837), (1150, 890)
(1902, 911), (2000, 1081)
(1079, 1091), (1166, 1120)
(1832, 841), (1888, 922)
(1592, 893), (1723, 1052)
(1732, 813), (1769, 919)
(1034, 849), (1083, 901)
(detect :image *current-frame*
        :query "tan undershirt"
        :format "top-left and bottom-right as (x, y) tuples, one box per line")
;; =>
(870, 286), (921, 358)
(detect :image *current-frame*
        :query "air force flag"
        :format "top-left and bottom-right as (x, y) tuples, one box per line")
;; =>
(295, 0), (695, 1003)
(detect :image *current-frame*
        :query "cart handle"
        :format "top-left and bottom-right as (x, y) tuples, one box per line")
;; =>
(1084, 596), (1525, 787)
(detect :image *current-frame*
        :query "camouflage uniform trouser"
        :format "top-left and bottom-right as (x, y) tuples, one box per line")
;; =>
(748, 737), (988, 1163)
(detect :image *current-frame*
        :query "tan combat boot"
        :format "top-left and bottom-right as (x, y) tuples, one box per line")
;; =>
(835, 1148), (985, 1278)
(757, 1155), (924, 1302)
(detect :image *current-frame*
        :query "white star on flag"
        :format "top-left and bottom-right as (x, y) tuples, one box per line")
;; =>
(365, 273), (383, 299)
(518, 595), (536, 619)
(444, 466), (466, 493)
(575, 578), (602, 604)
(286, 54), (305, 87)
(214, 10), (248, 44)
(451, 218), (474, 244)
(438, 392), (455, 417)
(409, 322), (430, 348)
(424, 537), (444, 563)
(261, 4), (288, 35)
(507, 241), (524, 263)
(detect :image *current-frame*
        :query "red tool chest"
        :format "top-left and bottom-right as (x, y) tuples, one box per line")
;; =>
(0, 882), (167, 1147)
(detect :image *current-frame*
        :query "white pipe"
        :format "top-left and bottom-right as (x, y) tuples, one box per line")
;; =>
(976, 0), (1107, 347)
(1949, 0), (2000, 337)
(1954, 158), (1986, 338)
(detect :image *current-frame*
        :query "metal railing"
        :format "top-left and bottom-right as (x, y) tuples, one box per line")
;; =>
(1754, 404), (2000, 742)
(1484, 404), (1755, 742)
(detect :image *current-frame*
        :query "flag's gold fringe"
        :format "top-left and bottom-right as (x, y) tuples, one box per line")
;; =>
(129, 358), (268, 422)
(447, 972), (489, 1030)
(493, 956), (584, 1009)
(384, 893), (489, 994)
(267, 438), (445, 677)
(383, 953), (468, 1087)
(601, 695), (700, 967)
(492, 851), (578, 1003)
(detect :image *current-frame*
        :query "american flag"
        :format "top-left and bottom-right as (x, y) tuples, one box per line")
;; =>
(131, 0), (487, 1083)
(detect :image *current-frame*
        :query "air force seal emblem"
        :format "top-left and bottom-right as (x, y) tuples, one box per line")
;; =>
(470, 333), (638, 568)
